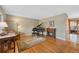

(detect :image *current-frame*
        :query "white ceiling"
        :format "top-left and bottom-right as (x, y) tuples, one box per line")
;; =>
(1, 5), (79, 19)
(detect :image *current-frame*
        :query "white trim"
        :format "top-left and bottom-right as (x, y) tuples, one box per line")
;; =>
(56, 36), (65, 40)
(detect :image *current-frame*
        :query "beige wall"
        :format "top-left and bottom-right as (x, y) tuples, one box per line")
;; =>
(5, 13), (68, 40)
(40, 13), (68, 40)
(6, 15), (39, 35)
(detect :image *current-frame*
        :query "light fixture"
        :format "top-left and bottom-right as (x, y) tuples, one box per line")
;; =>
(0, 21), (8, 34)
(0, 22), (8, 28)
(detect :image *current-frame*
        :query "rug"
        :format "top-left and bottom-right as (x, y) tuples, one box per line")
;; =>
(17, 36), (45, 52)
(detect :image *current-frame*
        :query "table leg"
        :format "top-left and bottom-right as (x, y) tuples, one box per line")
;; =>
(1, 42), (4, 53)
(14, 41), (15, 52)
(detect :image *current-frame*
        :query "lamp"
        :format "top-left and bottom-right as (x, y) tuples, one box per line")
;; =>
(0, 22), (8, 34)
(15, 20), (21, 40)
(17, 25), (21, 32)
(0, 22), (8, 28)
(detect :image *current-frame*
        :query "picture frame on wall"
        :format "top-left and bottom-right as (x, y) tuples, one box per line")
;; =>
(49, 20), (55, 27)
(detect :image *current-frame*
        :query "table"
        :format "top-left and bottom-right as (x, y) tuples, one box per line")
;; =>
(0, 33), (17, 53)
(47, 28), (56, 38)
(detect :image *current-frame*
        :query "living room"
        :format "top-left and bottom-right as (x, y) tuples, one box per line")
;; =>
(0, 5), (79, 53)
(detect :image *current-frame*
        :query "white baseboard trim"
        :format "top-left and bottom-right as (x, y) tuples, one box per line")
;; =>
(56, 36), (65, 40)
(23, 33), (65, 41)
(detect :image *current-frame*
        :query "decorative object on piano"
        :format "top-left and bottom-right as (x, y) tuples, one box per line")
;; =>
(0, 21), (8, 36)
(32, 23), (45, 36)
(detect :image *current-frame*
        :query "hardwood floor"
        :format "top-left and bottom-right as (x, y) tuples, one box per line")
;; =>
(9, 35), (79, 53)
(16, 35), (79, 53)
